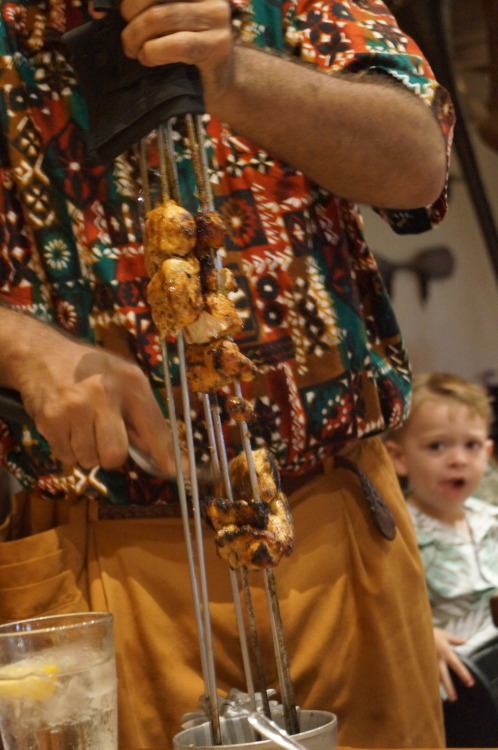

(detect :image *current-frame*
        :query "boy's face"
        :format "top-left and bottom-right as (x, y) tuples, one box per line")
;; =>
(388, 399), (493, 522)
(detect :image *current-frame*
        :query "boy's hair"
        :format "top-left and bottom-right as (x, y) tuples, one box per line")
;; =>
(390, 372), (494, 441)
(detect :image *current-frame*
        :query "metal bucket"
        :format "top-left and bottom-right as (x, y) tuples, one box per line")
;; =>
(173, 710), (337, 750)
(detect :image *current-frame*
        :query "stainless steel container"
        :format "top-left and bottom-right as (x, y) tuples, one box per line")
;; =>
(173, 710), (337, 750)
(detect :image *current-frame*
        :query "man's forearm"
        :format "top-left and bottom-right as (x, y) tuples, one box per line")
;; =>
(206, 45), (448, 209)
(0, 304), (53, 390)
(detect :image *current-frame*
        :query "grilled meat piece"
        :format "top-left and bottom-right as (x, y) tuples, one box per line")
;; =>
(185, 339), (258, 393)
(209, 492), (294, 570)
(200, 256), (238, 295)
(144, 200), (197, 275)
(184, 292), (243, 344)
(203, 496), (270, 530)
(228, 447), (281, 504)
(147, 256), (203, 338)
(225, 396), (255, 423)
(204, 448), (294, 570)
(195, 211), (226, 257)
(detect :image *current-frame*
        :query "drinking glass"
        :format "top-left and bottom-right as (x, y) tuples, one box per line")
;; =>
(0, 612), (117, 750)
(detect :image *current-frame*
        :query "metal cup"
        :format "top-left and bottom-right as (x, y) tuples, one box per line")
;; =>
(173, 709), (337, 750)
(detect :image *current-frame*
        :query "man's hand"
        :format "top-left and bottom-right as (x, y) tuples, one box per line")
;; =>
(120, 0), (234, 104)
(117, 0), (448, 208)
(434, 627), (475, 702)
(0, 307), (176, 475)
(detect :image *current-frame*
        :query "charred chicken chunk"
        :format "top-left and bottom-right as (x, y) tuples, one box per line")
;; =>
(228, 447), (281, 504)
(144, 200), (197, 275)
(207, 492), (294, 571)
(184, 292), (243, 344)
(185, 339), (258, 393)
(225, 396), (255, 423)
(204, 496), (270, 530)
(195, 211), (226, 257)
(146, 256), (203, 338)
(200, 256), (238, 295)
(204, 448), (294, 570)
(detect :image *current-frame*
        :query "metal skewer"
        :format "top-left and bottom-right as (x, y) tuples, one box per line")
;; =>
(158, 122), (259, 720)
(231, 382), (299, 735)
(176, 119), (271, 717)
(140, 127), (224, 744)
(162, 339), (221, 745)
(208, 398), (266, 716)
(176, 332), (222, 744)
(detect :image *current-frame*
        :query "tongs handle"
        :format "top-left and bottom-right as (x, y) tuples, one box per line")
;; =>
(247, 713), (306, 750)
(63, 13), (205, 163)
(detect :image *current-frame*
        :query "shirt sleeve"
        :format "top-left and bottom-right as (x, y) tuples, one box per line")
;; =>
(281, 0), (455, 233)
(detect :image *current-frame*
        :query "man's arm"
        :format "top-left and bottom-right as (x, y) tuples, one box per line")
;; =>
(120, 0), (448, 209)
(0, 304), (176, 474)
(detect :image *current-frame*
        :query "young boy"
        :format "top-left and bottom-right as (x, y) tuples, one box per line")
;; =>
(385, 372), (498, 700)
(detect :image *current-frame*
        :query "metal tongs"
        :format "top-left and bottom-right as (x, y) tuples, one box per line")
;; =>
(63, 17), (300, 745)
(0, 387), (217, 484)
(248, 713), (307, 750)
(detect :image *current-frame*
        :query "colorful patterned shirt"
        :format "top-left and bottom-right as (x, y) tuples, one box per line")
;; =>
(0, 0), (454, 506)
(409, 498), (498, 640)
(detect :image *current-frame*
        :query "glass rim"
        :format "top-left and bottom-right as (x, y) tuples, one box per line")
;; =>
(0, 612), (112, 637)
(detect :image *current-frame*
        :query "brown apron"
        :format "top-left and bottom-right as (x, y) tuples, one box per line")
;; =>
(0, 438), (445, 749)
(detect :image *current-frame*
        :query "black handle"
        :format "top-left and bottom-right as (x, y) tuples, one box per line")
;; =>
(63, 13), (205, 163)
(0, 388), (33, 426)
(91, 0), (120, 10)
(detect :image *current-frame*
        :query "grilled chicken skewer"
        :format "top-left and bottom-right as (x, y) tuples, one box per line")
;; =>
(142, 123), (222, 746)
(141, 116), (298, 738)
(143, 120), (267, 738)
(229, 384), (298, 735)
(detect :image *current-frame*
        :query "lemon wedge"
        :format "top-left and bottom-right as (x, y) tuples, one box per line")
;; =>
(0, 663), (58, 701)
